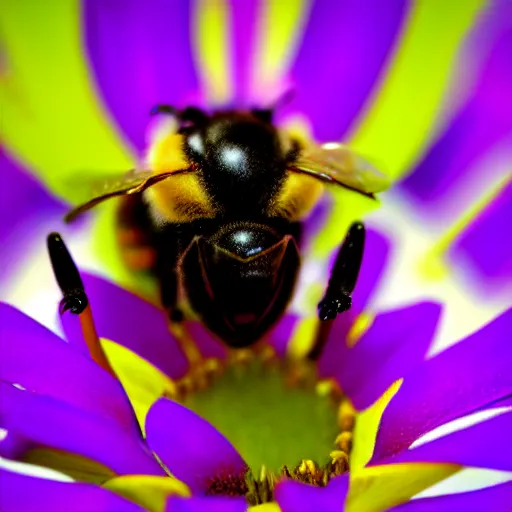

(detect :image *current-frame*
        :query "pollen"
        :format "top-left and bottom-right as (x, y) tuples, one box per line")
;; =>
(175, 350), (356, 505)
(205, 467), (249, 497)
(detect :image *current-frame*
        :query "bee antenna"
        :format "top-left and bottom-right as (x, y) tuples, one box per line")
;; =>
(47, 232), (115, 376)
(272, 88), (295, 110)
(150, 104), (176, 116)
(252, 89), (295, 123)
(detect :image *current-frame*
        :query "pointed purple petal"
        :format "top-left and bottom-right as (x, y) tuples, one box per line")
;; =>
(384, 411), (512, 471)
(301, 199), (331, 257)
(0, 151), (67, 288)
(0, 432), (33, 460)
(448, 182), (512, 296)
(0, 383), (163, 476)
(60, 273), (189, 379)
(231, 0), (261, 104)
(318, 228), (391, 378)
(268, 314), (301, 357)
(146, 398), (247, 493)
(84, 1), (199, 151)
(372, 308), (512, 461)
(275, 474), (349, 512)
(390, 481), (512, 512)
(0, 303), (137, 430)
(281, 0), (408, 141)
(0, 468), (144, 512)
(334, 302), (442, 410)
(184, 321), (228, 360)
(166, 495), (248, 512)
(400, 3), (512, 214)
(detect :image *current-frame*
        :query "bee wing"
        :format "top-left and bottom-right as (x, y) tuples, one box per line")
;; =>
(64, 168), (193, 223)
(290, 142), (390, 198)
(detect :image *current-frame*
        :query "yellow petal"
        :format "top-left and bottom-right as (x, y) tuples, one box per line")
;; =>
(100, 339), (177, 434)
(418, 176), (511, 282)
(287, 316), (318, 359)
(253, 0), (311, 95)
(346, 462), (460, 512)
(314, 187), (380, 260)
(23, 447), (114, 484)
(0, 0), (134, 203)
(103, 475), (190, 512)
(346, 313), (375, 348)
(193, 0), (232, 105)
(350, 0), (487, 180)
(250, 504), (282, 512)
(350, 380), (402, 471)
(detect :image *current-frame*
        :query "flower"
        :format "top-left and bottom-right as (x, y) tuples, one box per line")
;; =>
(1, 228), (511, 510)
(1, 2), (511, 508)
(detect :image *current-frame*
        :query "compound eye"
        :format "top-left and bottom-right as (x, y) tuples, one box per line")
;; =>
(180, 107), (209, 126)
(186, 132), (205, 159)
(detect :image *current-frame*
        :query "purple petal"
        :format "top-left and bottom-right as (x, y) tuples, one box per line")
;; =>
(275, 474), (349, 512)
(334, 302), (442, 410)
(301, 199), (331, 257)
(372, 308), (512, 461)
(0, 151), (67, 287)
(84, 1), (199, 151)
(0, 468), (144, 512)
(60, 273), (189, 379)
(231, 0), (261, 105)
(400, 3), (512, 213)
(166, 495), (248, 512)
(0, 383), (163, 476)
(146, 398), (247, 493)
(390, 481), (512, 512)
(184, 322), (228, 360)
(280, 0), (408, 141)
(448, 181), (512, 296)
(0, 303), (137, 431)
(318, 228), (391, 378)
(268, 314), (301, 357)
(384, 411), (512, 471)
(0, 432), (34, 460)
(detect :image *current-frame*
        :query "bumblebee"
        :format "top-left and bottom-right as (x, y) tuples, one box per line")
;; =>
(65, 105), (389, 349)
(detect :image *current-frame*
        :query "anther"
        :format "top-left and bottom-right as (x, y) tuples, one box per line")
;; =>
(329, 450), (349, 475)
(335, 432), (353, 454)
(315, 379), (343, 402)
(47, 233), (115, 377)
(338, 400), (356, 432)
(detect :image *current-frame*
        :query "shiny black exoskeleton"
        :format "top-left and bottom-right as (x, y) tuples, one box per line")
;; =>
(140, 106), (365, 350)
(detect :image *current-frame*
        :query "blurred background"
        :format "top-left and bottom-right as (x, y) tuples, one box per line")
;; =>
(0, 0), (510, 353)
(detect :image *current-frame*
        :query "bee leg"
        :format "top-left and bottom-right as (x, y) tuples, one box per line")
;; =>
(160, 265), (210, 390)
(308, 221), (365, 360)
(318, 221), (365, 320)
(157, 264), (183, 323)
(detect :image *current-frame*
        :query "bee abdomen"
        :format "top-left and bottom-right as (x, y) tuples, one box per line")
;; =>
(116, 196), (156, 271)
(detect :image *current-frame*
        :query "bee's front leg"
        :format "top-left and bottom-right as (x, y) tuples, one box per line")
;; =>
(308, 221), (365, 360)
(157, 262), (183, 323)
(317, 221), (365, 321)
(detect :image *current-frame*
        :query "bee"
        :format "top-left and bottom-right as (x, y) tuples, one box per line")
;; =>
(64, 105), (389, 349)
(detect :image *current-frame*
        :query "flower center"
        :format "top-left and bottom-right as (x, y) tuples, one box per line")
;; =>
(177, 348), (354, 504)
